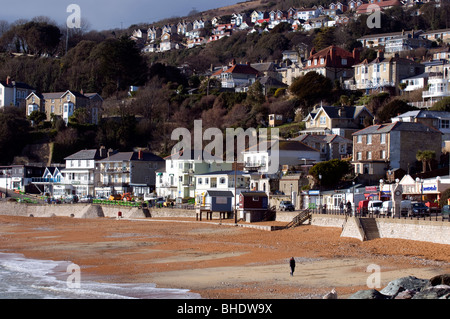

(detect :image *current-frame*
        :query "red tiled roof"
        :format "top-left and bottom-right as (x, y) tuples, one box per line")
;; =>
(356, 0), (402, 13)
(212, 63), (260, 76)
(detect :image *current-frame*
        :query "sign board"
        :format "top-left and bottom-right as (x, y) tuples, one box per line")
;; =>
(365, 186), (378, 192)
(309, 190), (320, 195)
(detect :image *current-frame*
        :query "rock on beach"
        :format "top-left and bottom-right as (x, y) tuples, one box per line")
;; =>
(349, 274), (450, 299)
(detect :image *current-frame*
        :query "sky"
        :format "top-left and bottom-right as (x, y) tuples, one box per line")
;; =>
(0, 0), (241, 31)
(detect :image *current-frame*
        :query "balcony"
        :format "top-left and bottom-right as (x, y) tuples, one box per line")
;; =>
(32, 177), (63, 184)
(244, 162), (266, 172)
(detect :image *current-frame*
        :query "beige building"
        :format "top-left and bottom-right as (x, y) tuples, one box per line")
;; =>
(302, 105), (374, 139)
(25, 90), (102, 124)
(349, 51), (425, 93)
(352, 122), (442, 183)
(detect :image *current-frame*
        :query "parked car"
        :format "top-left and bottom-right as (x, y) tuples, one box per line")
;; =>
(410, 202), (430, 217)
(357, 200), (369, 215)
(367, 200), (383, 215)
(400, 200), (412, 216)
(79, 195), (93, 203)
(441, 205), (450, 219)
(279, 200), (295, 211)
(63, 195), (78, 204)
(381, 201), (393, 216)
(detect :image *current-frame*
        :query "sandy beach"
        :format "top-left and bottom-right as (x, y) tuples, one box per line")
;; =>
(0, 215), (449, 299)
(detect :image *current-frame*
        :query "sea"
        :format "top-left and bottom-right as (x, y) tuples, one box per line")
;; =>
(0, 252), (201, 299)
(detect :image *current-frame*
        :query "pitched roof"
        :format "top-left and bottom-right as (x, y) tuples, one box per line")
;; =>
(311, 105), (372, 120)
(294, 134), (352, 144)
(206, 190), (234, 197)
(356, 0), (402, 12)
(99, 151), (163, 162)
(245, 140), (319, 153)
(0, 80), (34, 90)
(352, 122), (442, 135)
(212, 62), (260, 76)
(64, 149), (101, 160)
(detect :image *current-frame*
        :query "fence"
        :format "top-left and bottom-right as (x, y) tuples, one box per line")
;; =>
(308, 206), (449, 222)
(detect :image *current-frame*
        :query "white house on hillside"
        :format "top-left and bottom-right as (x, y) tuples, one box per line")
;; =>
(156, 150), (233, 200)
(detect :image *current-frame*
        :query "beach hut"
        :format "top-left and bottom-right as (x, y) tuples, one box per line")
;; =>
(196, 190), (234, 220)
(238, 191), (269, 222)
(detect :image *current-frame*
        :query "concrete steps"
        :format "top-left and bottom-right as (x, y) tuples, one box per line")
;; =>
(359, 218), (380, 240)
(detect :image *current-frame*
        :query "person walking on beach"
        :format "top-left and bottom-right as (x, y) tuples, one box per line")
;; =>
(289, 257), (296, 276)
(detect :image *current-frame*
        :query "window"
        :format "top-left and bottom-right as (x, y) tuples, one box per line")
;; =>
(383, 63), (386, 72)
(380, 133), (386, 144)
(357, 152), (362, 160)
(314, 59), (318, 65)
(341, 58), (347, 65)
(357, 135), (362, 143)
(441, 119), (450, 129)
(198, 178), (202, 185)
(367, 134), (372, 144)
(320, 58), (325, 64)
(219, 177), (226, 184)
(381, 150), (386, 159)
(367, 151), (372, 160)
(320, 116), (326, 125)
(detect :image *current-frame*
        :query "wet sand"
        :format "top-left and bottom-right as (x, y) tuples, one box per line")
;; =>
(0, 215), (449, 299)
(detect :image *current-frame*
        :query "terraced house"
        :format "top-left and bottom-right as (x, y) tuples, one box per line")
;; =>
(352, 122), (442, 183)
(349, 51), (425, 93)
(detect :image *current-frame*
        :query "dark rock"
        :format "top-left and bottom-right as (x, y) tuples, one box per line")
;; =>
(412, 285), (450, 299)
(348, 289), (390, 299)
(428, 274), (450, 287)
(394, 289), (416, 299)
(380, 276), (429, 297)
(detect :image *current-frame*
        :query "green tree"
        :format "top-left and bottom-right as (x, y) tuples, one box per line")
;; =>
(2, 21), (61, 55)
(416, 150), (436, 173)
(90, 37), (148, 96)
(289, 72), (333, 109)
(246, 80), (265, 105)
(0, 107), (30, 164)
(309, 159), (352, 188)
(430, 97), (450, 112)
(377, 99), (417, 123)
(313, 27), (336, 51)
(27, 110), (47, 126)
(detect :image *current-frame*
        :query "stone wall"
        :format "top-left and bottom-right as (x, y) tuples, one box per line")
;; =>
(374, 218), (450, 245)
(0, 202), (148, 219)
(310, 214), (347, 228)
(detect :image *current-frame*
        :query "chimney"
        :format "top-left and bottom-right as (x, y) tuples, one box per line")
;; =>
(6, 76), (11, 86)
(330, 45), (336, 62)
(138, 150), (143, 160)
(353, 48), (360, 63)
(99, 146), (106, 158)
(377, 50), (384, 60)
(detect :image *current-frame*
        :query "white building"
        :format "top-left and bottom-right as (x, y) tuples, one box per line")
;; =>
(194, 170), (250, 207)
(0, 77), (35, 108)
(156, 150), (232, 200)
(58, 149), (104, 197)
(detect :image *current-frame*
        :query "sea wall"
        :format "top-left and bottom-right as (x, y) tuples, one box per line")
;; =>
(0, 202), (148, 219)
(311, 213), (450, 245)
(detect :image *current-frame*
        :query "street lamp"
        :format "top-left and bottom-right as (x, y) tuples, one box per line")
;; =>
(318, 174), (322, 212)
(352, 181), (355, 216)
(416, 177), (424, 202)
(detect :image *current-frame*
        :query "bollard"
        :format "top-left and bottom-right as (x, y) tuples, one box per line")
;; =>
(117, 211), (122, 219)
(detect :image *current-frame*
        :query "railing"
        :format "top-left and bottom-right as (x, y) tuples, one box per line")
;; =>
(309, 207), (449, 222)
(32, 177), (62, 183)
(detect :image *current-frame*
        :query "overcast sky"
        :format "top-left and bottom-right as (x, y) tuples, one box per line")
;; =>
(1, 0), (240, 31)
